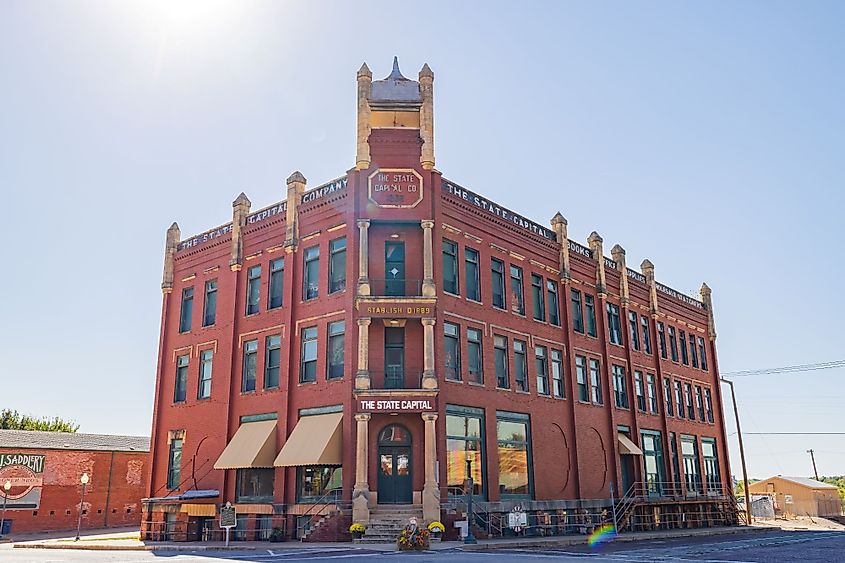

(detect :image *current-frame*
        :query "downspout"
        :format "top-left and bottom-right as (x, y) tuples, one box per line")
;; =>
(103, 450), (115, 528)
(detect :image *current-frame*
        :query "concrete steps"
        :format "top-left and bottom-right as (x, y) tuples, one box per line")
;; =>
(355, 505), (424, 544)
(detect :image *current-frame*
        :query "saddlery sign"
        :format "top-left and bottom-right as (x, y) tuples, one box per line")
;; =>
(0, 453), (46, 509)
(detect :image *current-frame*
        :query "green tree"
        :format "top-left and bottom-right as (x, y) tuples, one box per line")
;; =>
(0, 409), (79, 432)
(819, 476), (845, 501)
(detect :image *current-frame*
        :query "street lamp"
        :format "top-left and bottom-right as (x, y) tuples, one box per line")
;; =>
(0, 480), (11, 538)
(464, 458), (477, 544)
(75, 473), (90, 541)
(721, 378), (751, 525)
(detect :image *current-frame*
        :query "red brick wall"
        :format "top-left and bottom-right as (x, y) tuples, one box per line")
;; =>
(0, 447), (148, 534)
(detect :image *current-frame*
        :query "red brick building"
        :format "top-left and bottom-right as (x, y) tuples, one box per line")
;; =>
(143, 58), (736, 542)
(0, 430), (149, 535)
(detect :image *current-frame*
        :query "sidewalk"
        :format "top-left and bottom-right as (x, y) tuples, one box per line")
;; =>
(9, 525), (776, 552)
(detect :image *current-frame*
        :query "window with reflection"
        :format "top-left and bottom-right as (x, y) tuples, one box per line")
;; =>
(297, 466), (342, 502)
(496, 412), (532, 499)
(446, 406), (485, 497)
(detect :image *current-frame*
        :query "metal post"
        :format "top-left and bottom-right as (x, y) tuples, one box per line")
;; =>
(75, 473), (89, 541)
(721, 378), (751, 525)
(609, 482), (618, 532)
(0, 480), (10, 538)
(807, 449), (820, 481)
(464, 458), (477, 544)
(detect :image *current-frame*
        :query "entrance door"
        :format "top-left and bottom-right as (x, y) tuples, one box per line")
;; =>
(384, 327), (405, 388)
(385, 242), (406, 296)
(621, 455), (635, 495)
(377, 424), (413, 504)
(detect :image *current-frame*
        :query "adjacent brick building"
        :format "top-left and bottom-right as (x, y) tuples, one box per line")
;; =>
(0, 430), (149, 534)
(143, 58), (737, 542)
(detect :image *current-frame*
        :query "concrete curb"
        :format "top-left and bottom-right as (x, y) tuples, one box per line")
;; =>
(13, 526), (776, 552)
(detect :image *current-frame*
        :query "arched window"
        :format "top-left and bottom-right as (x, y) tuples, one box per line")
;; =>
(378, 424), (411, 446)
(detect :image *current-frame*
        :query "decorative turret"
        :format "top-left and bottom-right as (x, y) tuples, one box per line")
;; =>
(587, 231), (606, 295)
(284, 171), (307, 249)
(550, 212), (570, 281)
(356, 63), (373, 170)
(700, 282), (717, 339)
(641, 259), (659, 314)
(230, 193), (251, 271)
(611, 244), (629, 305)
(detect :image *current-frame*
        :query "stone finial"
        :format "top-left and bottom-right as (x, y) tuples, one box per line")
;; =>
(587, 231), (603, 244)
(640, 259), (654, 273)
(286, 171), (307, 185)
(700, 282), (716, 338)
(357, 62), (372, 79)
(389, 56), (403, 78)
(162, 222), (181, 293)
(230, 194), (252, 271)
(233, 192), (251, 207)
(700, 282), (712, 297)
(419, 61), (435, 170)
(419, 63), (434, 80)
(611, 244), (625, 259)
(550, 212), (567, 227)
(587, 232), (606, 295)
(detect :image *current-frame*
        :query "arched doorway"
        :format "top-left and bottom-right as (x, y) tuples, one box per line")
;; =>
(377, 424), (412, 504)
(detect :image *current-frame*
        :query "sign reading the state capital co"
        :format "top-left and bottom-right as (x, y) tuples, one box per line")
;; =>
(368, 169), (424, 208)
(358, 397), (437, 413)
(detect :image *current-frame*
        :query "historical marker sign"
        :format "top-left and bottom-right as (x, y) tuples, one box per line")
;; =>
(368, 169), (424, 208)
(220, 503), (236, 528)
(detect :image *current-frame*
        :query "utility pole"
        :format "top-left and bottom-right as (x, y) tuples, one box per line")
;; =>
(721, 377), (751, 525)
(807, 449), (820, 481)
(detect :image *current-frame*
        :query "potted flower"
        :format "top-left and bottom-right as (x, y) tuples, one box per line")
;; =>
(349, 522), (366, 540)
(269, 527), (286, 542)
(397, 525), (430, 550)
(427, 521), (445, 540)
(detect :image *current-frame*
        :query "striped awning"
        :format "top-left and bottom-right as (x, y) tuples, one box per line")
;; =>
(273, 412), (343, 467)
(214, 420), (277, 469)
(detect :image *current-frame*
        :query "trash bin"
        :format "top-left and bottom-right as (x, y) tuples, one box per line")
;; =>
(1, 520), (12, 535)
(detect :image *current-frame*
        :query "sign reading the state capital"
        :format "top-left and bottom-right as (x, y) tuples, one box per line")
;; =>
(358, 397), (437, 413)
(368, 169), (424, 208)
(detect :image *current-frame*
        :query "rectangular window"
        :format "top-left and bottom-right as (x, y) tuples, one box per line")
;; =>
(446, 406), (485, 497)
(510, 265), (525, 315)
(635, 371), (646, 412)
(179, 287), (193, 333)
(465, 247), (480, 301)
(443, 239), (459, 295)
(705, 388), (714, 423)
(327, 321), (345, 379)
(167, 438), (182, 490)
(444, 322), (461, 381)
(641, 316), (651, 354)
(612, 364), (628, 408)
(303, 246), (319, 300)
(236, 468), (275, 503)
(551, 349), (564, 399)
(531, 274), (545, 321)
(300, 327), (317, 383)
(242, 340), (258, 392)
(265, 335), (281, 388)
(658, 322), (667, 359)
(668, 326), (678, 361)
(491, 259), (506, 309)
(494, 335), (509, 389)
(174, 355), (188, 403)
(246, 265), (261, 315)
(689, 334), (698, 368)
(584, 294), (597, 337)
(701, 438), (721, 494)
(607, 303), (622, 345)
(329, 237), (346, 293)
(547, 280), (560, 326)
(664, 378), (674, 416)
(570, 289), (584, 333)
(629, 311), (640, 351)
(675, 381), (685, 419)
(268, 258), (284, 309)
(575, 355), (588, 401)
(684, 382), (695, 420)
(198, 349), (212, 399)
(535, 346), (549, 396)
(514, 340), (528, 392)
(589, 359), (603, 404)
(297, 466), (342, 502)
(467, 328), (483, 384)
(698, 337), (708, 371)
(647, 374), (658, 414)
(670, 432), (682, 492)
(641, 430), (665, 495)
(695, 386), (705, 420)
(681, 435), (701, 495)
(679, 329), (689, 365)
(203, 280), (217, 326)
(497, 412), (532, 498)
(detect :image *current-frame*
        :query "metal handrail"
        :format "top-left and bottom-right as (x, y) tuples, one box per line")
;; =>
(296, 488), (345, 540)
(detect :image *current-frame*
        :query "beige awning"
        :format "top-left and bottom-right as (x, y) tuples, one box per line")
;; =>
(181, 503), (217, 517)
(274, 412), (343, 467)
(213, 420), (277, 469)
(617, 433), (643, 455)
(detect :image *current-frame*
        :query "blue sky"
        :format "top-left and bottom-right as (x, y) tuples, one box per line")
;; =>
(1, 1), (843, 480)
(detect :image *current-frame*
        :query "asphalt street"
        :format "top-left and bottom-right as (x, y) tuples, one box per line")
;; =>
(3, 530), (844, 562)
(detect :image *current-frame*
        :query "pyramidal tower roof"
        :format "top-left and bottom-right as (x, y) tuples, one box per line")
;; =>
(369, 56), (422, 108)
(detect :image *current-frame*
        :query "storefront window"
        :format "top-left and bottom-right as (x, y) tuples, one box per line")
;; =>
(297, 466), (342, 502)
(496, 411), (532, 499)
(681, 435), (701, 496)
(446, 406), (485, 497)
(236, 468), (275, 503)
(701, 438), (721, 495)
(640, 430), (665, 495)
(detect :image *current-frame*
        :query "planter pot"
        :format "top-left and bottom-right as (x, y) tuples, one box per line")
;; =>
(351, 531), (364, 540)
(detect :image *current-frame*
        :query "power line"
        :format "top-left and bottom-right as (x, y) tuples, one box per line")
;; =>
(722, 359), (845, 377)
